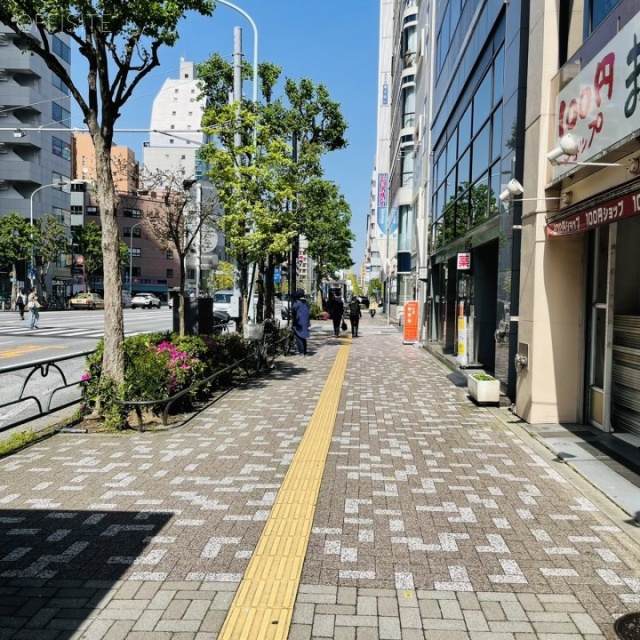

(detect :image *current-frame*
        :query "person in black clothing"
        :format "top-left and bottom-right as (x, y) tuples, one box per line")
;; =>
(348, 297), (362, 337)
(328, 293), (344, 338)
(16, 288), (26, 320)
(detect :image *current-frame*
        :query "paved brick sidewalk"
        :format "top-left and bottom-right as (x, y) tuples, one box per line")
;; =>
(1, 313), (640, 639)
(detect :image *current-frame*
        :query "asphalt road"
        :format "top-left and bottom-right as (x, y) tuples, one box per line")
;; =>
(0, 307), (174, 437)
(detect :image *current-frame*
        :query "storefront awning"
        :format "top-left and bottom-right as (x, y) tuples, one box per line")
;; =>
(547, 180), (640, 237)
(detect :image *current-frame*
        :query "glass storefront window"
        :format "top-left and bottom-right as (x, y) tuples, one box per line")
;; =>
(491, 107), (502, 162)
(470, 173), (489, 227)
(493, 47), (504, 107)
(459, 105), (472, 152)
(473, 72), (492, 135)
(472, 122), (490, 182)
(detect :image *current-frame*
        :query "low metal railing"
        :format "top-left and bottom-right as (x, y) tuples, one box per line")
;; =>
(0, 326), (292, 433)
(0, 349), (94, 433)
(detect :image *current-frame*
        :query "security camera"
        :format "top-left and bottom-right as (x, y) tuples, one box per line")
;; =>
(499, 188), (512, 203)
(499, 179), (525, 203)
(547, 133), (580, 165)
(506, 179), (524, 196)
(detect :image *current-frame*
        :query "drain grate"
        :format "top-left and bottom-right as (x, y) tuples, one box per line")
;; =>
(615, 612), (640, 639)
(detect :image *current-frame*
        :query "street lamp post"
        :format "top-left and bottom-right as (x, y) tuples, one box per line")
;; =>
(129, 221), (144, 294)
(29, 181), (68, 286)
(216, 0), (259, 322)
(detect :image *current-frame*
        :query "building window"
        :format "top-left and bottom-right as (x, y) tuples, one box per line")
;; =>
(170, 124), (175, 129)
(70, 181), (86, 192)
(70, 205), (83, 214)
(52, 74), (70, 95)
(52, 35), (71, 63)
(166, 269), (174, 278)
(187, 268), (195, 279)
(169, 139), (174, 144)
(166, 250), (174, 259)
(52, 136), (71, 160)
(172, 111), (176, 116)
(52, 102), (71, 126)
(123, 208), (142, 218)
(132, 266), (141, 277)
(87, 206), (99, 216)
(123, 226), (141, 238)
(131, 248), (141, 258)
(586, 0), (621, 35)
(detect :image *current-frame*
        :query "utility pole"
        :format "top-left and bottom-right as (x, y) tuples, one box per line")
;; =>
(290, 134), (298, 299)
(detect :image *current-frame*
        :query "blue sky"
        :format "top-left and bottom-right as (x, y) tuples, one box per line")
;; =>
(73, 0), (379, 272)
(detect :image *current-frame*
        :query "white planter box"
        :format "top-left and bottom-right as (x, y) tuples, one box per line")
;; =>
(468, 374), (500, 404)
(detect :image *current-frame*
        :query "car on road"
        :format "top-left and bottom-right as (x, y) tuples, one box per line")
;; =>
(121, 291), (133, 308)
(131, 292), (162, 309)
(69, 292), (104, 310)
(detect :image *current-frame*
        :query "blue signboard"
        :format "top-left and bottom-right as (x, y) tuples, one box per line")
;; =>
(274, 267), (281, 284)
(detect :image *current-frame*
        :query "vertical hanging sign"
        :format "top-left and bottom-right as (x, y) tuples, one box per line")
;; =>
(403, 300), (419, 344)
(376, 173), (388, 239)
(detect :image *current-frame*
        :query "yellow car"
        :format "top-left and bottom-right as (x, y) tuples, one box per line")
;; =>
(69, 292), (104, 310)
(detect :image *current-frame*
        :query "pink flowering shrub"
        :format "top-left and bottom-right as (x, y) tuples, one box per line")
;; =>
(81, 332), (246, 423)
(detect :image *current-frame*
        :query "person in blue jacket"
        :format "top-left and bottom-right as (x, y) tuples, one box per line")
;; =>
(291, 288), (311, 356)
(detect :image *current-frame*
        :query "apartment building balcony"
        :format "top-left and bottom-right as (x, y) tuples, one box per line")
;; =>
(0, 84), (45, 111)
(0, 159), (47, 184)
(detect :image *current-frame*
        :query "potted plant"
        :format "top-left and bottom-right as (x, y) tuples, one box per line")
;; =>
(467, 372), (500, 404)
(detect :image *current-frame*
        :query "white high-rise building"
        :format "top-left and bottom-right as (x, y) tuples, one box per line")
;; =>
(143, 58), (206, 180)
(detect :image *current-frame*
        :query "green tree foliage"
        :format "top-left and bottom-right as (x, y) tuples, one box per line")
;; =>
(33, 214), (71, 300)
(299, 178), (354, 302)
(209, 261), (235, 292)
(367, 278), (383, 300)
(0, 213), (33, 306)
(0, 0), (215, 390)
(72, 221), (128, 293)
(72, 221), (103, 292)
(197, 55), (350, 321)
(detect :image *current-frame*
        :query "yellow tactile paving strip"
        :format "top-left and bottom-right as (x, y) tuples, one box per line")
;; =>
(218, 343), (351, 640)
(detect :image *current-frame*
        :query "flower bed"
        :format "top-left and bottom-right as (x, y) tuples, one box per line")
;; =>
(79, 331), (246, 430)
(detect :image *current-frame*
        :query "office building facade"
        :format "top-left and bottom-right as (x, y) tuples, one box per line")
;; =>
(0, 26), (72, 296)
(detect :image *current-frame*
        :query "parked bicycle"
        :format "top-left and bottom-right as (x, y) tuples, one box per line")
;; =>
(244, 318), (279, 376)
(281, 328), (296, 356)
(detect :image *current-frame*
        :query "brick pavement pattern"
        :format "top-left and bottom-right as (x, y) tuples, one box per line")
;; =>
(1, 314), (640, 639)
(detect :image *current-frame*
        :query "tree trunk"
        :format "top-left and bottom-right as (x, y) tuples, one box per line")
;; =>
(92, 132), (125, 385)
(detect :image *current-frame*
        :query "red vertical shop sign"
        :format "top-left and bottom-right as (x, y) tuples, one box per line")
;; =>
(403, 301), (419, 344)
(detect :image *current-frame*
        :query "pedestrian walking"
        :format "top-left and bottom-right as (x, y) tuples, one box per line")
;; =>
(328, 291), (345, 338)
(369, 298), (378, 317)
(349, 296), (362, 337)
(27, 287), (41, 329)
(291, 288), (311, 356)
(16, 288), (26, 320)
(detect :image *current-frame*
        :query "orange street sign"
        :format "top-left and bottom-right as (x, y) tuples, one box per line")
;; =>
(403, 300), (419, 344)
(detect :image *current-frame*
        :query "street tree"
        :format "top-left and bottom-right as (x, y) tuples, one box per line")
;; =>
(299, 178), (354, 305)
(0, 0), (215, 401)
(142, 171), (221, 335)
(198, 56), (349, 320)
(33, 214), (71, 302)
(72, 221), (104, 293)
(0, 214), (33, 308)
(209, 261), (235, 292)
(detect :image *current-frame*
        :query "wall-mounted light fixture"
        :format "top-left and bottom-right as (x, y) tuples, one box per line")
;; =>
(13, 128), (26, 138)
(547, 133), (640, 174)
(499, 178), (569, 205)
